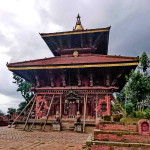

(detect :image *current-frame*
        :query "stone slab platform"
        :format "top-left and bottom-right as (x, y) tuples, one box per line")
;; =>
(0, 127), (88, 150)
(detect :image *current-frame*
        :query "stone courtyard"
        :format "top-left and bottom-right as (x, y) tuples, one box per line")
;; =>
(0, 127), (88, 150)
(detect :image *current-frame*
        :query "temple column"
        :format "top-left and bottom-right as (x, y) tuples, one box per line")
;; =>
(105, 74), (110, 86)
(105, 95), (111, 115)
(77, 69), (81, 86)
(90, 74), (93, 87)
(35, 75), (40, 87)
(50, 71), (54, 87)
(95, 94), (98, 121)
(62, 73), (66, 87)
(60, 94), (62, 118)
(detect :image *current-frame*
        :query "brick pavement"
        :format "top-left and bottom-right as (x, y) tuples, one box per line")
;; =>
(0, 127), (88, 150)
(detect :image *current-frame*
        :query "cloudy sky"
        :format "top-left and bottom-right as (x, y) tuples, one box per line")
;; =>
(0, 0), (150, 113)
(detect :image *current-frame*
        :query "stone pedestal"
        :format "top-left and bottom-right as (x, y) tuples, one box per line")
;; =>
(74, 123), (83, 132)
(52, 123), (61, 131)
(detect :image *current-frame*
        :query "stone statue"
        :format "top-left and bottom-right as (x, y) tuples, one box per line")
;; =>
(138, 119), (150, 135)
(76, 111), (81, 124)
(55, 111), (60, 123)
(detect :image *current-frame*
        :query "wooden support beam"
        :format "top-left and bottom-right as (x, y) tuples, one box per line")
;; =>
(29, 95), (46, 131)
(90, 74), (93, 87)
(81, 34), (83, 48)
(23, 97), (36, 131)
(95, 94), (98, 124)
(62, 73), (66, 87)
(21, 108), (30, 121)
(93, 33), (103, 47)
(77, 69), (81, 86)
(42, 94), (55, 131)
(83, 94), (88, 132)
(10, 95), (36, 127)
(60, 94), (62, 118)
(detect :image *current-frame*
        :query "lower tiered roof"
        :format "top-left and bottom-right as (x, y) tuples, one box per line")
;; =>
(7, 54), (138, 70)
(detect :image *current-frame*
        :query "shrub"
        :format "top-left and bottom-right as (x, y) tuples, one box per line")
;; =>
(135, 111), (145, 119)
(113, 114), (123, 122)
(144, 109), (150, 119)
(103, 115), (111, 121)
(124, 103), (134, 116)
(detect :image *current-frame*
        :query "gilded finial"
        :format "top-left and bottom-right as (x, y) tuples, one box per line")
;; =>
(73, 14), (84, 31)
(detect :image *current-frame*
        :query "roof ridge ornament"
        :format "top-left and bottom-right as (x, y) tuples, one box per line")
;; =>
(73, 14), (84, 31)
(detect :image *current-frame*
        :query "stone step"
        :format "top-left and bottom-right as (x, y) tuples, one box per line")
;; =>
(89, 140), (150, 149)
(99, 123), (137, 132)
(86, 133), (150, 149)
(62, 127), (74, 131)
(94, 129), (150, 144)
(94, 129), (139, 135)
(61, 122), (74, 131)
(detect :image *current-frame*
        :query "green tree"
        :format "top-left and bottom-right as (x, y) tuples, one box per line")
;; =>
(0, 110), (4, 116)
(116, 90), (126, 106)
(140, 52), (150, 72)
(117, 52), (150, 111)
(13, 73), (34, 112)
(126, 70), (150, 109)
(7, 108), (16, 115)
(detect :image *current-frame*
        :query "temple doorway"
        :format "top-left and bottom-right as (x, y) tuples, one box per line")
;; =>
(68, 101), (77, 118)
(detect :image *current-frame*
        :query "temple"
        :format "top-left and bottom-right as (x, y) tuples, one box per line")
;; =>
(7, 15), (139, 131)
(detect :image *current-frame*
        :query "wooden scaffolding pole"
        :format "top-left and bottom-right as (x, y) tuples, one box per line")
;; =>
(42, 94), (55, 131)
(96, 94), (98, 122)
(29, 95), (46, 131)
(83, 94), (88, 132)
(23, 97), (36, 131)
(10, 95), (36, 127)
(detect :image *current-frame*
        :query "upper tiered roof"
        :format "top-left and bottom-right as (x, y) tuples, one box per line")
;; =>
(40, 15), (111, 56)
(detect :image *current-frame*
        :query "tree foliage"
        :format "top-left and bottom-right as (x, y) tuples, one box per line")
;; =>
(7, 108), (16, 115)
(0, 110), (4, 116)
(12, 73), (34, 112)
(140, 52), (150, 72)
(13, 73), (33, 102)
(117, 52), (150, 111)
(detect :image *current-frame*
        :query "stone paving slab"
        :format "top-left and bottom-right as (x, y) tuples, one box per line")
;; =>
(0, 127), (88, 150)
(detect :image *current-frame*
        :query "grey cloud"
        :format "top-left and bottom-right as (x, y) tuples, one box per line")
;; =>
(0, 0), (150, 112)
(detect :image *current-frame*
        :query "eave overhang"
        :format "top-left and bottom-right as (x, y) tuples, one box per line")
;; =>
(40, 27), (111, 56)
(7, 54), (139, 71)
(40, 27), (110, 37)
(8, 62), (138, 71)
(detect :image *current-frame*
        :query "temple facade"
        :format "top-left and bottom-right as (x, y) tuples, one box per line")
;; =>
(7, 15), (139, 125)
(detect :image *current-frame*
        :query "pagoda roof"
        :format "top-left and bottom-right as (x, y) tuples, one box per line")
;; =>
(40, 27), (110, 56)
(7, 54), (138, 70)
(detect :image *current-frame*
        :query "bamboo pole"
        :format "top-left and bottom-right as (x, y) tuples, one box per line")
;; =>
(21, 108), (30, 121)
(10, 95), (36, 127)
(23, 97), (36, 131)
(42, 94), (55, 131)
